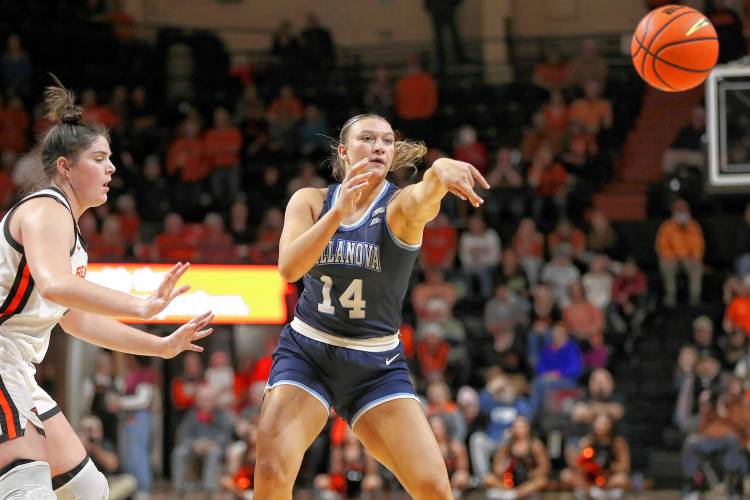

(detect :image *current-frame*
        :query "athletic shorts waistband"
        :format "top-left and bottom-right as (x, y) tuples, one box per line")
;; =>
(290, 317), (400, 352)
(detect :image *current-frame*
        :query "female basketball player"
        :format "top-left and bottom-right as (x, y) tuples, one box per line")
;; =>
(0, 80), (213, 499)
(255, 113), (489, 499)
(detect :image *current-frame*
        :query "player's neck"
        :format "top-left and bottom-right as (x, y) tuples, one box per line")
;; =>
(355, 178), (386, 210)
(51, 181), (84, 221)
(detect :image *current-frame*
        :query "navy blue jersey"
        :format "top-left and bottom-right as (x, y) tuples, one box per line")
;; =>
(294, 181), (419, 339)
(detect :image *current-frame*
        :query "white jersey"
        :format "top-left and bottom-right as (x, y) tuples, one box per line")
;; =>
(0, 187), (87, 364)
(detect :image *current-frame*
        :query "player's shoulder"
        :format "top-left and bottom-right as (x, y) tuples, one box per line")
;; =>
(287, 187), (329, 218)
(13, 192), (71, 219)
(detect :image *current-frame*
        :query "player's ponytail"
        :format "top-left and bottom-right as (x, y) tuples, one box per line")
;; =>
(331, 113), (426, 181)
(36, 75), (108, 183)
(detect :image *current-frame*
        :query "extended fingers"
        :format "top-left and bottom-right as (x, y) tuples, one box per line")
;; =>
(170, 284), (191, 301)
(470, 164), (491, 189)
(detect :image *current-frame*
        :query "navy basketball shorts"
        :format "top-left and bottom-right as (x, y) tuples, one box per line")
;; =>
(266, 322), (419, 426)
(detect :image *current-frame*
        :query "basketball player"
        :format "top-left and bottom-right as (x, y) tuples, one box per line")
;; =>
(0, 80), (213, 499)
(255, 113), (489, 499)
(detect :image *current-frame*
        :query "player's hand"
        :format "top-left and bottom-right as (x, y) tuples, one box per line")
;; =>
(331, 158), (373, 219)
(161, 311), (214, 359)
(433, 158), (490, 207)
(140, 262), (191, 319)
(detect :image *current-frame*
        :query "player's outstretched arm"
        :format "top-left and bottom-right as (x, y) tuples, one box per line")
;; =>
(392, 157), (489, 225)
(59, 310), (214, 359)
(21, 199), (189, 319)
(278, 159), (372, 282)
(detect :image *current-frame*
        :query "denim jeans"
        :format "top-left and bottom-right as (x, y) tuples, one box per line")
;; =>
(120, 410), (152, 492)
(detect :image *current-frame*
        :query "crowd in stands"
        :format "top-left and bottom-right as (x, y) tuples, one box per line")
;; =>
(1, 0), (749, 499)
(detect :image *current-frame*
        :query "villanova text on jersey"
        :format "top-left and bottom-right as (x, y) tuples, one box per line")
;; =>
(316, 238), (382, 272)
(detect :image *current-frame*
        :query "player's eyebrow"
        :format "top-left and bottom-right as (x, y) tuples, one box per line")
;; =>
(358, 129), (394, 137)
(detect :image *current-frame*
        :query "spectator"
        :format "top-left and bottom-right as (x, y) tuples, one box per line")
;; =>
(453, 125), (489, 175)
(270, 20), (300, 71)
(363, 65), (394, 118)
(674, 355), (722, 434)
(412, 269), (457, 320)
(724, 274), (750, 336)
(527, 144), (569, 221)
(484, 282), (529, 333)
(203, 107), (243, 205)
(418, 297), (466, 345)
(420, 212), (458, 271)
(493, 249), (530, 299)
(227, 198), (256, 245)
(205, 350), (236, 409)
(690, 315), (723, 362)
(78, 416), (136, 500)
(541, 91), (570, 149)
(286, 161), (326, 196)
(0, 94), (29, 153)
(154, 212), (198, 262)
(456, 386), (482, 442)
(197, 212), (237, 263)
(166, 115), (209, 211)
(512, 218), (545, 286)
(416, 322), (451, 382)
(267, 85), (304, 156)
(532, 48), (570, 93)
(459, 214), (501, 297)
(249, 164), (286, 209)
(540, 244), (581, 308)
(586, 210), (619, 259)
(1, 34), (32, 94)
(469, 372), (533, 480)
(108, 355), (160, 496)
(655, 198), (704, 306)
(81, 88), (120, 129)
(560, 121), (599, 178)
(520, 112), (548, 163)
(114, 193), (140, 247)
(479, 320), (532, 381)
(82, 350), (123, 446)
(570, 368), (625, 429)
(220, 415), (257, 500)
(529, 284), (562, 331)
(547, 219), (586, 262)
(88, 215), (126, 261)
(248, 206), (284, 264)
(674, 345), (699, 390)
(426, 381), (467, 441)
(314, 423), (382, 498)
(298, 105), (329, 157)
(569, 39), (608, 89)
(171, 351), (204, 413)
(561, 414), (630, 499)
(569, 79), (613, 136)
(564, 280), (605, 344)
(171, 384), (234, 497)
(238, 98), (270, 164)
(394, 56), (438, 142)
(136, 155), (171, 224)
(424, 0), (469, 73)
(428, 414), (471, 497)
(662, 105), (706, 174)
(484, 416), (550, 499)
(299, 13), (336, 70)
(681, 375), (750, 499)
(720, 327), (749, 369)
(485, 146), (526, 222)
(582, 254), (613, 311)
(609, 257), (648, 336)
(529, 323), (583, 413)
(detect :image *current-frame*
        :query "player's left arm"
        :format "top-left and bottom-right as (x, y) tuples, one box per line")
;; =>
(388, 158), (489, 242)
(59, 309), (213, 359)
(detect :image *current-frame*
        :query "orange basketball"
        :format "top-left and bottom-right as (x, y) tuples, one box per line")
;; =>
(631, 4), (718, 92)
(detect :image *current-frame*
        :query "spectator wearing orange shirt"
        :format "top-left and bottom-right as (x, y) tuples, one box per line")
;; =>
(80, 88), (120, 129)
(394, 56), (438, 142)
(724, 274), (750, 337)
(114, 193), (140, 247)
(154, 212), (198, 262)
(171, 352), (204, 413)
(412, 269), (457, 320)
(266, 85), (304, 156)
(453, 125), (488, 175)
(527, 144), (568, 221)
(197, 212), (237, 263)
(167, 116), (208, 213)
(0, 95), (29, 153)
(420, 212), (457, 271)
(532, 48), (571, 93)
(569, 80), (613, 136)
(563, 280), (605, 344)
(542, 91), (570, 150)
(87, 215), (127, 262)
(548, 219), (587, 262)
(204, 107), (243, 205)
(655, 198), (704, 306)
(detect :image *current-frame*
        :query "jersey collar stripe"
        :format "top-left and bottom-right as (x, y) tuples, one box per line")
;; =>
(335, 181), (390, 231)
(0, 375), (20, 440)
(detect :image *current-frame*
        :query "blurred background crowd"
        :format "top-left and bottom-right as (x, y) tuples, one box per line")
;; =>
(2, 0), (750, 499)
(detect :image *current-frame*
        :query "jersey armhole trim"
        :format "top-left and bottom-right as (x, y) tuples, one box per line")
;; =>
(384, 216), (421, 251)
(2, 193), (79, 256)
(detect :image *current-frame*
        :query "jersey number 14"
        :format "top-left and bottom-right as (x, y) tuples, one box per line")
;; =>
(317, 275), (366, 319)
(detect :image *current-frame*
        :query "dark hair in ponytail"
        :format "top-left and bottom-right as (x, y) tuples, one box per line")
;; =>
(39, 75), (109, 181)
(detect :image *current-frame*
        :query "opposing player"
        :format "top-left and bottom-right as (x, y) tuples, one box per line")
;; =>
(256, 113), (489, 499)
(0, 79), (213, 499)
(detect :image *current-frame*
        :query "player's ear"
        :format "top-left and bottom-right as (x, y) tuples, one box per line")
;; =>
(338, 144), (348, 163)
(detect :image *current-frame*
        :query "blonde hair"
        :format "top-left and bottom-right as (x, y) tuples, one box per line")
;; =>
(330, 113), (427, 181)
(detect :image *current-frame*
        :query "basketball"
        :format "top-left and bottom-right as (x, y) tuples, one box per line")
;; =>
(631, 4), (719, 92)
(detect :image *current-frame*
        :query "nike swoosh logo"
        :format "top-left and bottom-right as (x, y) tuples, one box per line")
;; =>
(385, 353), (400, 365)
(686, 18), (709, 37)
